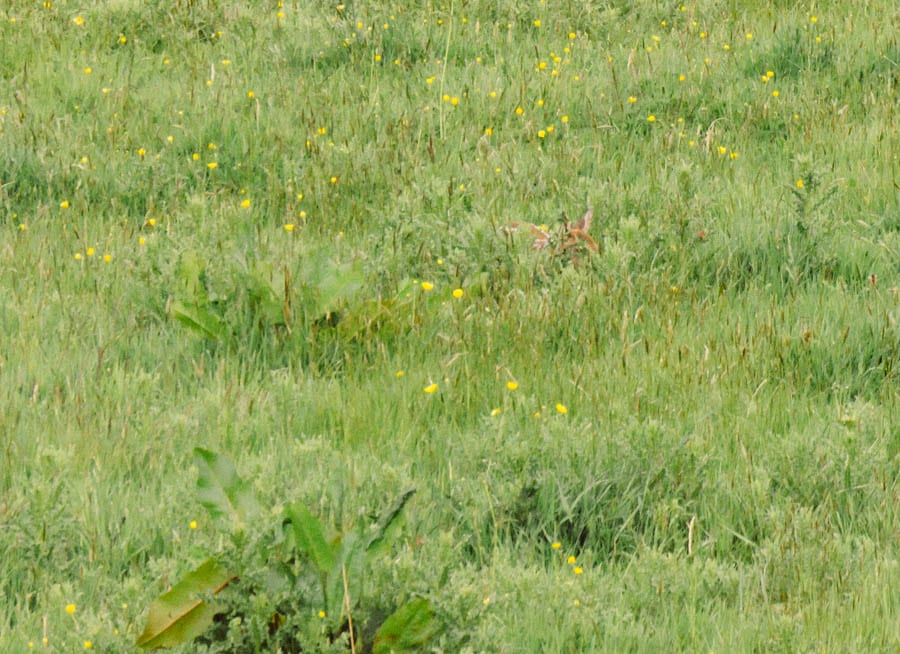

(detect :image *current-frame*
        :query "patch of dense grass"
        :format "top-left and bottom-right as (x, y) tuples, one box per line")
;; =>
(1, 1), (898, 652)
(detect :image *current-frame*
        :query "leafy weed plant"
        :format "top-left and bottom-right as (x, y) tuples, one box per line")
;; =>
(136, 448), (432, 652)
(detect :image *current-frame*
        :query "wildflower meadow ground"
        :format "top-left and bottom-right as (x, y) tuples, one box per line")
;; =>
(1, 1), (897, 652)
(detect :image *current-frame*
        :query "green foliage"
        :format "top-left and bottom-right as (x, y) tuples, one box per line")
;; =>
(165, 247), (368, 348)
(135, 558), (236, 649)
(193, 448), (261, 533)
(136, 450), (431, 651)
(373, 598), (437, 654)
(284, 502), (337, 580)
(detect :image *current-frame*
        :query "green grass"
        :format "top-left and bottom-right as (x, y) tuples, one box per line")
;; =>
(1, 0), (898, 651)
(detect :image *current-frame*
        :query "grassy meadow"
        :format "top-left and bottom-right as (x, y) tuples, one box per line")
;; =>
(1, 0), (898, 651)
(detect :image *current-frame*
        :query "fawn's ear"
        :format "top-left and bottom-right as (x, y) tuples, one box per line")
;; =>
(570, 206), (593, 233)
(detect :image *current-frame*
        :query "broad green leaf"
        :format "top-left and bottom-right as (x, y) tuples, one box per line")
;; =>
(245, 269), (286, 327)
(193, 448), (261, 532)
(175, 250), (209, 304)
(325, 531), (364, 622)
(373, 598), (437, 654)
(367, 488), (416, 554)
(314, 259), (365, 317)
(136, 558), (236, 649)
(169, 300), (227, 341)
(284, 502), (336, 576)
